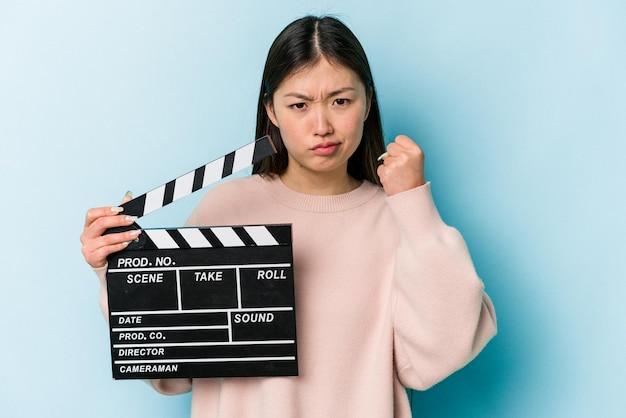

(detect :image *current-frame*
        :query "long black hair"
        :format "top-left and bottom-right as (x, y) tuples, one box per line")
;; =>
(252, 16), (385, 185)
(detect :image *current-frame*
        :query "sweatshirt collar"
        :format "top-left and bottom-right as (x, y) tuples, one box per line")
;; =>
(258, 174), (381, 213)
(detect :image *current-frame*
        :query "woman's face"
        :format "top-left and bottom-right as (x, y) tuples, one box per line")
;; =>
(265, 58), (370, 184)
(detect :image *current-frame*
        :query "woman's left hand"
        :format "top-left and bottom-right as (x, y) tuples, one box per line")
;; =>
(377, 135), (426, 196)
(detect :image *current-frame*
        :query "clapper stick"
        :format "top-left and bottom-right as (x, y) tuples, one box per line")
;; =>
(121, 135), (276, 218)
(104, 136), (276, 242)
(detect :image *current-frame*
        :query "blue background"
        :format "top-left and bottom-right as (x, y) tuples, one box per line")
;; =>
(1, 1), (624, 416)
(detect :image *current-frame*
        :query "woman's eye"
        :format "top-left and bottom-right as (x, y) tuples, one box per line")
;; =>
(290, 103), (306, 109)
(334, 98), (349, 106)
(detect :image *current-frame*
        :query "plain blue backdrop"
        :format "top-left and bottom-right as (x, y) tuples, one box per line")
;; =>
(1, 0), (624, 417)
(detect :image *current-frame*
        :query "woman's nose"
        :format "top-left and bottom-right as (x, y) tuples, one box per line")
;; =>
(312, 107), (333, 136)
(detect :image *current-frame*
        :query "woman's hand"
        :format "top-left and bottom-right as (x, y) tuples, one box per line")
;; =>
(377, 135), (426, 196)
(80, 193), (142, 269)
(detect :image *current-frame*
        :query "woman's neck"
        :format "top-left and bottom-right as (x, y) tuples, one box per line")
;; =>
(279, 167), (361, 195)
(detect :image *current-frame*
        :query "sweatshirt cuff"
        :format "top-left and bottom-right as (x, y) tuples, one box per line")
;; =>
(93, 264), (108, 285)
(94, 264), (110, 321)
(385, 182), (445, 235)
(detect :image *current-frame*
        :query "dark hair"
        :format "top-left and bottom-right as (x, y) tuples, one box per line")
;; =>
(252, 15), (385, 185)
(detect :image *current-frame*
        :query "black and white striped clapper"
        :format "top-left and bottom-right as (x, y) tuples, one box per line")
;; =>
(105, 136), (298, 380)
(121, 135), (276, 217)
(137, 224), (288, 251)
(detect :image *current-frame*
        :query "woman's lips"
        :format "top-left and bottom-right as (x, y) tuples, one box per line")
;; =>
(311, 142), (339, 156)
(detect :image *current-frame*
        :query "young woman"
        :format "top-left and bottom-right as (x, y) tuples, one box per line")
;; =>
(81, 15), (496, 418)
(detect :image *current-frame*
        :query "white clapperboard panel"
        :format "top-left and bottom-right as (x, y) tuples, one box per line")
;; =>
(105, 136), (298, 380)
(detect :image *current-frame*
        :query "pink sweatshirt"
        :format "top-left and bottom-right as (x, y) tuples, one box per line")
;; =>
(96, 174), (496, 417)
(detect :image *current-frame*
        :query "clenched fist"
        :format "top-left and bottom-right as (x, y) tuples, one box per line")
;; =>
(377, 135), (426, 196)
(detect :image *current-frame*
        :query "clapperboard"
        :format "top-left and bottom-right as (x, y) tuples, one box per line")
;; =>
(105, 136), (298, 380)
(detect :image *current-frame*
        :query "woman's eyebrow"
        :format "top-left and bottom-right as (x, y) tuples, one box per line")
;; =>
(283, 87), (357, 101)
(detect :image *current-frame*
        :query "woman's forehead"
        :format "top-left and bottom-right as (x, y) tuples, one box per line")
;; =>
(277, 57), (364, 94)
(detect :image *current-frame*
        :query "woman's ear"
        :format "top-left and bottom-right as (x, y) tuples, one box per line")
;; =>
(264, 96), (279, 127)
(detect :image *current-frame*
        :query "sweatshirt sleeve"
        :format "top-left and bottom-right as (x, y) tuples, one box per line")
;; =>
(387, 183), (497, 390)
